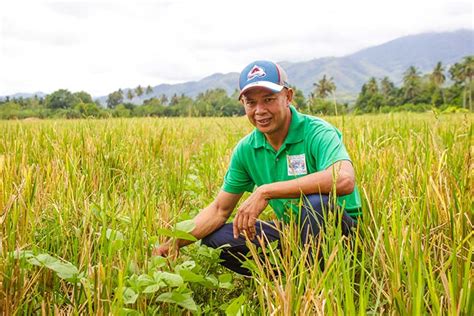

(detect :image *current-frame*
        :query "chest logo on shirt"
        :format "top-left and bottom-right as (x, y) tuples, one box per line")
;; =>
(287, 154), (307, 176)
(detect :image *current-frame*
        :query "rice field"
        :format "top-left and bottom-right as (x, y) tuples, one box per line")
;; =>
(0, 112), (472, 315)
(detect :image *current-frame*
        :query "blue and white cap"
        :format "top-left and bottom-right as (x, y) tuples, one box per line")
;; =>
(239, 60), (289, 99)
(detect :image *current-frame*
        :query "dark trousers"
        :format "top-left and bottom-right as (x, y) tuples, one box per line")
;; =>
(202, 194), (357, 276)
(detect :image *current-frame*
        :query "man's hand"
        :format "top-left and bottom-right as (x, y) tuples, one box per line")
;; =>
(233, 187), (269, 240)
(151, 191), (242, 259)
(152, 243), (169, 256)
(152, 241), (179, 259)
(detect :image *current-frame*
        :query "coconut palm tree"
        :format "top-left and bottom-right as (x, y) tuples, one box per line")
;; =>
(313, 75), (336, 98)
(380, 77), (394, 96)
(380, 77), (396, 107)
(450, 56), (474, 110)
(430, 62), (446, 86)
(135, 85), (144, 97)
(313, 75), (338, 115)
(160, 94), (169, 106)
(366, 77), (379, 95)
(430, 62), (446, 105)
(463, 56), (473, 111)
(403, 66), (421, 101)
(127, 90), (134, 100)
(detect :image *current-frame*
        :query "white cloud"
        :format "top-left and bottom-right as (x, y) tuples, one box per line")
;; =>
(0, 0), (472, 95)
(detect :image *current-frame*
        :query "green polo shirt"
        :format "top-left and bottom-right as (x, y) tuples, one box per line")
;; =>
(222, 106), (362, 220)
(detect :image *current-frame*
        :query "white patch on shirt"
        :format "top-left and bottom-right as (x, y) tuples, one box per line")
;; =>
(287, 154), (308, 176)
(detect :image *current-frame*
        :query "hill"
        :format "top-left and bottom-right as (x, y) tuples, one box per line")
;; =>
(124, 29), (473, 103)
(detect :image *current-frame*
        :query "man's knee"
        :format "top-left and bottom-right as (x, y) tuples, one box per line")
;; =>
(302, 194), (330, 213)
(201, 224), (234, 249)
(298, 194), (331, 241)
(201, 233), (216, 248)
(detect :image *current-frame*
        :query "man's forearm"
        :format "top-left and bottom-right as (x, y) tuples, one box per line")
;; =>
(154, 193), (239, 256)
(172, 203), (228, 248)
(258, 161), (355, 200)
(193, 204), (229, 239)
(154, 192), (241, 256)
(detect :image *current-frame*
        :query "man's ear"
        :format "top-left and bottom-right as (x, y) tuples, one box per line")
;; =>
(286, 88), (294, 106)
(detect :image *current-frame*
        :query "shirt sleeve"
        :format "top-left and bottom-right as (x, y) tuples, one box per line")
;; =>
(310, 126), (351, 171)
(222, 144), (255, 194)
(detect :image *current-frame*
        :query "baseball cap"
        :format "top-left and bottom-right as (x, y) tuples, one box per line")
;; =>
(238, 60), (289, 99)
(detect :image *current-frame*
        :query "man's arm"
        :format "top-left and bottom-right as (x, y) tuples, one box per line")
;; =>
(153, 190), (243, 256)
(259, 160), (355, 199)
(233, 160), (355, 239)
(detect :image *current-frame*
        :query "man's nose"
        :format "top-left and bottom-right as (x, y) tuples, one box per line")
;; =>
(255, 100), (267, 113)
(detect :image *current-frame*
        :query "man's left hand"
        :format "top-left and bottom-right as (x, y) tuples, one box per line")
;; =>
(233, 187), (269, 240)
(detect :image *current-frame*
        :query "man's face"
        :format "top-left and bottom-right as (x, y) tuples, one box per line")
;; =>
(240, 87), (293, 136)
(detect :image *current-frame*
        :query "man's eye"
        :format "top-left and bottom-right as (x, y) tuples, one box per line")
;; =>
(264, 98), (275, 103)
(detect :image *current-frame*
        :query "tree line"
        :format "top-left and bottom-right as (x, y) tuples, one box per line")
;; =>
(353, 56), (473, 113)
(0, 56), (472, 119)
(0, 88), (244, 119)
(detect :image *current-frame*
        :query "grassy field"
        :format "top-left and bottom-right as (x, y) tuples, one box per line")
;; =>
(0, 113), (472, 315)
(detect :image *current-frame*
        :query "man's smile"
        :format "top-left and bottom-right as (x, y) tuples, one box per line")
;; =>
(256, 117), (272, 126)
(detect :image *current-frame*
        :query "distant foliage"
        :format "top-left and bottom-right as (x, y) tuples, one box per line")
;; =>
(1, 56), (472, 119)
(45, 89), (78, 109)
(354, 56), (473, 113)
(107, 90), (124, 109)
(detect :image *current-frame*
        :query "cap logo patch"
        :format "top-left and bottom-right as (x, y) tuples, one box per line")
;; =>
(247, 65), (266, 81)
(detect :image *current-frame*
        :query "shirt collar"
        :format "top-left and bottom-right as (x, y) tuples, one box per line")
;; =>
(252, 105), (305, 149)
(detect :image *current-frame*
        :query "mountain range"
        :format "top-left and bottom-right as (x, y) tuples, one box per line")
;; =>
(116, 29), (473, 104)
(4, 29), (473, 104)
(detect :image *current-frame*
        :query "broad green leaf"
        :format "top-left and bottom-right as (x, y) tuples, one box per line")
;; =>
(23, 253), (80, 281)
(156, 228), (197, 241)
(122, 287), (138, 305)
(205, 275), (218, 287)
(172, 230), (197, 241)
(154, 271), (183, 287)
(176, 220), (195, 233)
(218, 273), (232, 284)
(197, 244), (222, 261)
(175, 260), (196, 272)
(28, 253), (57, 267)
(218, 273), (234, 289)
(156, 292), (197, 311)
(149, 256), (167, 270)
(46, 260), (80, 280)
(127, 261), (139, 275)
(127, 274), (144, 293)
(225, 295), (246, 316)
(10, 250), (34, 260)
(137, 274), (154, 287)
(155, 228), (174, 238)
(142, 283), (161, 294)
(106, 228), (124, 241)
(179, 269), (205, 283)
(118, 307), (141, 316)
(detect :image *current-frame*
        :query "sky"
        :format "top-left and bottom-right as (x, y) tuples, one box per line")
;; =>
(0, 0), (472, 96)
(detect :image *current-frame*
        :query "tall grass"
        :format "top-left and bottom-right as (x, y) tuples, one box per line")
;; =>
(0, 113), (472, 314)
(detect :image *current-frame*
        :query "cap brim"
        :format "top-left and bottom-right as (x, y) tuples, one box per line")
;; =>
(239, 81), (284, 98)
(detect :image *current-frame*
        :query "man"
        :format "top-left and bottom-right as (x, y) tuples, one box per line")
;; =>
(154, 60), (361, 275)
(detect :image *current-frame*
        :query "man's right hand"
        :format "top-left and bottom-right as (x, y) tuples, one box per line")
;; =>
(152, 242), (176, 257)
(152, 191), (242, 257)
